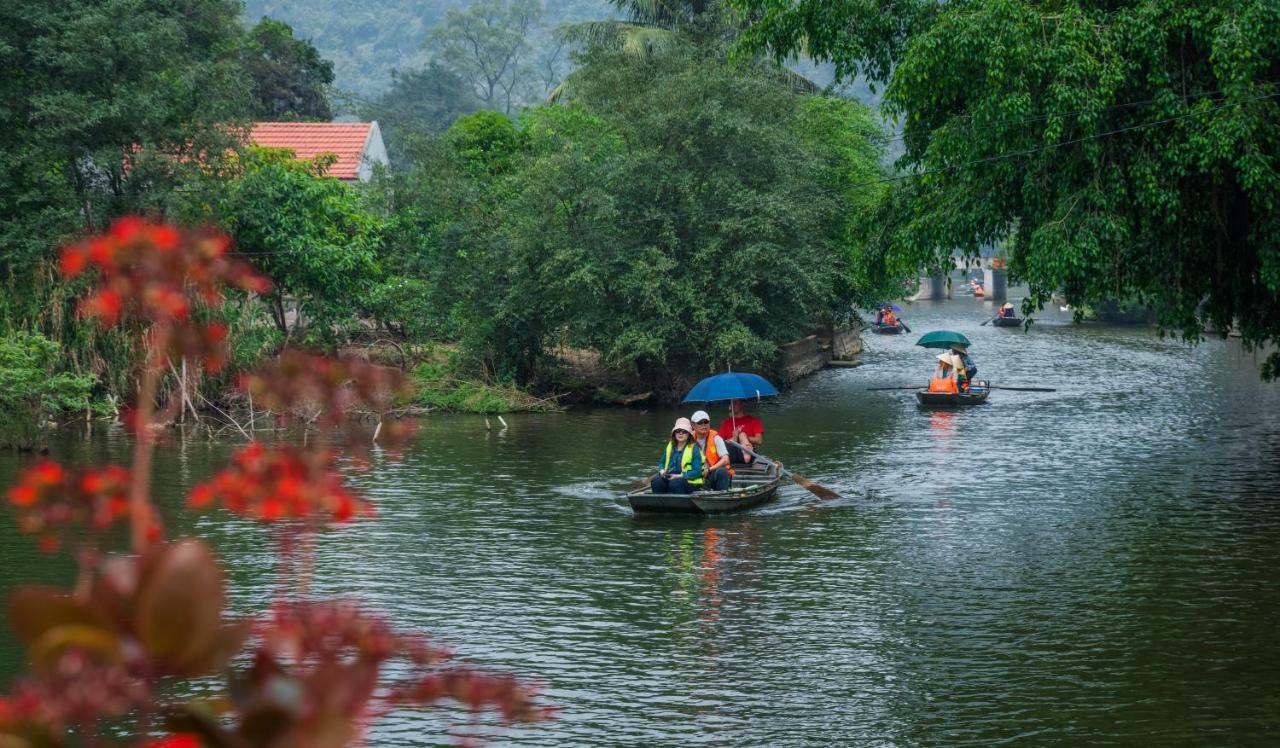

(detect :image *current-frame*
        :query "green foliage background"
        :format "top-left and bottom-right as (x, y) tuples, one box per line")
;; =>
(732, 0), (1280, 377)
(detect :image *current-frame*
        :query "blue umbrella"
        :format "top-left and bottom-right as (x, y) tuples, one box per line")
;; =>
(682, 372), (780, 403)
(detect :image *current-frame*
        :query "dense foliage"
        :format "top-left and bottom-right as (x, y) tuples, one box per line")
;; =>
(239, 17), (336, 120)
(211, 148), (385, 345)
(360, 63), (483, 161)
(733, 0), (1280, 377)
(0, 332), (95, 450)
(380, 44), (887, 388)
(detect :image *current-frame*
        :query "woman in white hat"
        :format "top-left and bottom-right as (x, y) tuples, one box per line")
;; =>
(927, 352), (966, 394)
(651, 417), (704, 494)
(998, 302), (1016, 318)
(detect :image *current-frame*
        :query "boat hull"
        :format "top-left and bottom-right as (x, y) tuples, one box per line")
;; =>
(871, 323), (904, 335)
(991, 316), (1022, 327)
(627, 461), (781, 515)
(915, 382), (990, 408)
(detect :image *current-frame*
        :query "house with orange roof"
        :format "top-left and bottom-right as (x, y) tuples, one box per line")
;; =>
(249, 121), (389, 181)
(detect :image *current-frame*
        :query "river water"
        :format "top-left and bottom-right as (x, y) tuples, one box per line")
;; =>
(3, 295), (1279, 746)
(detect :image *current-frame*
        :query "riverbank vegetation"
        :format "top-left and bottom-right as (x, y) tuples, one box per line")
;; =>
(4, 0), (1278, 447)
(0, 0), (894, 435)
(731, 0), (1280, 379)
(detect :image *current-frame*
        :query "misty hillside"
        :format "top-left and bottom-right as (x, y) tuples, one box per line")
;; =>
(243, 0), (612, 96)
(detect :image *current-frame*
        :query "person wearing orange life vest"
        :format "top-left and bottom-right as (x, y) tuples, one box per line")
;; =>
(881, 307), (898, 327)
(927, 352), (967, 394)
(690, 410), (732, 491)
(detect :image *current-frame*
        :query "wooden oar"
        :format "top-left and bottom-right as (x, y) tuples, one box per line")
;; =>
(866, 385), (927, 391)
(899, 320), (912, 333)
(734, 443), (841, 501)
(626, 475), (653, 491)
(980, 316), (996, 326)
(988, 385), (1056, 392)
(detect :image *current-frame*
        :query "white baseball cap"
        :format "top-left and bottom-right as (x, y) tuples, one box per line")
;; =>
(690, 410), (711, 424)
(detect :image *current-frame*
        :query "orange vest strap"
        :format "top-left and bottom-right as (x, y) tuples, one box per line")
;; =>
(704, 429), (734, 476)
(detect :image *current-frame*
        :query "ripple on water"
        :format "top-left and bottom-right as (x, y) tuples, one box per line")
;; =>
(3, 297), (1279, 745)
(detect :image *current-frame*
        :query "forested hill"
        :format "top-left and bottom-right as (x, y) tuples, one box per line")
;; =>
(242, 0), (611, 95)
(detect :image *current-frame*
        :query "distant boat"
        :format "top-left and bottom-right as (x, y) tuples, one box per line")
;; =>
(991, 316), (1022, 327)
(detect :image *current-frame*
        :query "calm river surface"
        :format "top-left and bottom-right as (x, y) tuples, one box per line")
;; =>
(3, 295), (1279, 746)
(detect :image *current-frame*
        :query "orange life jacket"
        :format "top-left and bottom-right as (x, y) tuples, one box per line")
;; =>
(701, 429), (734, 476)
(882, 311), (897, 326)
(928, 376), (958, 393)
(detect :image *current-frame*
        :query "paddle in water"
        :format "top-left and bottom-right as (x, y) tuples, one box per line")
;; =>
(988, 385), (1056, 392)
(734, 443), (841, 501)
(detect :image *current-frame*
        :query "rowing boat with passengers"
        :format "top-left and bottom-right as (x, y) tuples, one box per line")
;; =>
(916, 380), (990, 407)
(870, 322), (905, 335)
(626, 458), (782, 514)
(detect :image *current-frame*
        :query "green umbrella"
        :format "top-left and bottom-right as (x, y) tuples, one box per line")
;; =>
(916, 330), (971, 349)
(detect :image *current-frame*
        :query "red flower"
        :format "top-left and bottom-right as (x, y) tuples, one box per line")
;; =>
(188, 443), (371, 525)
(142, 737), (200, 748)
(140, 736), (201, 748)
(5, 460), (158, 552)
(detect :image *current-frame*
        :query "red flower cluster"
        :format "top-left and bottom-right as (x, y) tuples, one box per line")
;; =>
(4, 650), (151, 735)
(188, 443), (370, 524)
(241, 349), (412, 426)
(5, 460), (160, 552)
(391, 670), (552, 724)
(59, 217), (269, 372)
(233, 600), (547, 745)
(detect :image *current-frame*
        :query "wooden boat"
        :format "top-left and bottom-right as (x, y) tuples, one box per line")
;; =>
(627, 459), (782, 515)
(870, 322), (904, 335)
(915, 380), (990, 408)
(991, 315), (1022, 327)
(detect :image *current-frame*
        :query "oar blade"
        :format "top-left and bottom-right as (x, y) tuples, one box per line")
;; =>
(790, 472), (841, 500)
(627, 476), (651, 492)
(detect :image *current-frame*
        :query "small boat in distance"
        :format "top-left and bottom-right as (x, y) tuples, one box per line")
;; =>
(916, 380), (990, 408)
(871, 322), (905, 335)
(991, 316), (1022, 327)
(627, 459), (782, 515)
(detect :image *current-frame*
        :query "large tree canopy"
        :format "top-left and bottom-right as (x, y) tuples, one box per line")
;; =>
(381, 44), (887, 386)
(239, 17), (335, 121)
(733, 0), (1280, 377)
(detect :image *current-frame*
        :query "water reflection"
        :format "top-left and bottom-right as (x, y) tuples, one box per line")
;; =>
(3, 294), (1279, 745)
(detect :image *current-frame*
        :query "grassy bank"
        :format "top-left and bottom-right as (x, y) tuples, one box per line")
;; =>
(409, 346), (561, 414)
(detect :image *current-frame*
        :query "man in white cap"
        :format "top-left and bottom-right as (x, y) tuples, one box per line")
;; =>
(690, 410), (732, 491)
(999, 302), (1016, 318)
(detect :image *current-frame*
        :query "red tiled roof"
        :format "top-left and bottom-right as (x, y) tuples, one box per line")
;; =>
(249, 122), (374, 180)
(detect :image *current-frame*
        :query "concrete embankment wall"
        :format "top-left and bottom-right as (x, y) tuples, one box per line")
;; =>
(776, 325), (864, 384)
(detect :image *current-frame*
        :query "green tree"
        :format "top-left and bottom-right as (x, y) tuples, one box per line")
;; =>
(361, 63), (483, 162)
(239, 17), (335, 121)
(213, 148), (384, 346)
(558, 0), (817, 94)
(386, 45), (885, 386)
(0, 331), (95, 450)
(732, 0), (1280, 378)
(0, 0), (251, 395)
(424, 0), (543, 115)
